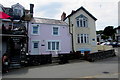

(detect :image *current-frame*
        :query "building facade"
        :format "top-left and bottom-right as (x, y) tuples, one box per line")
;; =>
(0, 3), (33, 67)
(63, 6), (98, 53)
(115, 26), (120, 42)
(28, 18), (72, 57)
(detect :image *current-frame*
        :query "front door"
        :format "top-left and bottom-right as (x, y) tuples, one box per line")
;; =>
(32, 41), (39, 54)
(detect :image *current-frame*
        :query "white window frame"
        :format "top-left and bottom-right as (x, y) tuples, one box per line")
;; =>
(52, 26), (60, 36)
(77, 34), (89, 44)
(46, 40), (61, 51)
(31, 24), (40, 35)
(76, 15), (88, 27)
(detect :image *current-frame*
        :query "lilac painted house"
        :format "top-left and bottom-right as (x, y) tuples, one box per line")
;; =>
(28, 17), (72, 57)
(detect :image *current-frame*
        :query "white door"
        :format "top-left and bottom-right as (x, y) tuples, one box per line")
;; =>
(32, 41), (39, 54)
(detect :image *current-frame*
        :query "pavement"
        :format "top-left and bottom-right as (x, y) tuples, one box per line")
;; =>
(1, 48), (119, 79)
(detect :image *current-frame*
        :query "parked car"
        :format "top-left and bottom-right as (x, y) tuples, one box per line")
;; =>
(100, 42), (111, 45)
(117, 43), (120, 47)
(100, 42), (118, 47)
(100, 42), (106, 45)
(111, 42), (118, 47)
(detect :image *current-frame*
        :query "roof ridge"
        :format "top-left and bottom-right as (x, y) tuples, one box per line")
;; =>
(31, 17), (68, 25)
(64, 6), (97, 21)
(33, 17), (62, 21)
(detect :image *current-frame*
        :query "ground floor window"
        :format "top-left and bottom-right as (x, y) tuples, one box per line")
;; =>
(47, 41), (60, 51)
(77, 34), (89, 43)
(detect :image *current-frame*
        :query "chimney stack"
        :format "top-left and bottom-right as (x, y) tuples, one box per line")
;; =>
(71, 10), (75, 14)
(61, 12), (66, 21)
(30, 4), (34, 17)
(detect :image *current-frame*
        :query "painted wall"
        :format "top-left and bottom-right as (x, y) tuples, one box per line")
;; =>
(28, 23), (72, 57)
(66, 9), (97, 53)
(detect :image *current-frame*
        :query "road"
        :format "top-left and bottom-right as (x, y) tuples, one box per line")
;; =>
(2, 48), (119, 78)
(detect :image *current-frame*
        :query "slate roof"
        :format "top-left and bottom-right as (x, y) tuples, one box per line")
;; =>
(64, 6), (97, 21)
(31, 17), (68, 25)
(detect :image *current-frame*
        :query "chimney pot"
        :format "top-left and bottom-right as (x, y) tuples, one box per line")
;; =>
(61, 12), (66, 21)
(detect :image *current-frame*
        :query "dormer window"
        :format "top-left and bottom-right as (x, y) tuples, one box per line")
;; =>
(12, 3), (24, 17)
(14, 9), (21, 16)
(76, 14), (88, 27)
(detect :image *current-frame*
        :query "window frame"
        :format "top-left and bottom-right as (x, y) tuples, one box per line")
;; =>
(46, 40), (60, 51)
(77, 34), (89, 44)
(76, 14), (88, 27)
(31, 24), (40, 35)
(52, 26), (60, 36)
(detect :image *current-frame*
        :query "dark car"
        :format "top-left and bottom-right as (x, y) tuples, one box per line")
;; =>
(111, 42), (117, 47)
(117, 43), (120, 47)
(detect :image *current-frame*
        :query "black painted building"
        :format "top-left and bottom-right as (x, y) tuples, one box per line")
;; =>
(1, 3), (34, 68)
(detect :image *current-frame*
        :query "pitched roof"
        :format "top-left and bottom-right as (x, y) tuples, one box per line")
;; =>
(64, 6), (97, 21)
(31, 17), (68, 25)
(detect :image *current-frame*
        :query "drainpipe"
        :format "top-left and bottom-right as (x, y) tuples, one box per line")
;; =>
(11, 20), (13, 30)
(26, 21), (29, 53)
(68, 17), (74, 52)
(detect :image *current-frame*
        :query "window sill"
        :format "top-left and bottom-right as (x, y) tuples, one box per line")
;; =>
(31, 34), (40, 36)
(46, 50), (60, 51)
(52, 35), (60, 36)
(77, 43), (90, 45)
(77, 27), (89, 28)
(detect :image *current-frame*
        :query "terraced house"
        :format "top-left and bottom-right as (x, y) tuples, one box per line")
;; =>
(28, 18), (72, 57)
(62, 6), (98, 53)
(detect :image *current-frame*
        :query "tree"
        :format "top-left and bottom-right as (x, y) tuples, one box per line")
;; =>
(101, 35), (109, 40)
(96, 30), (103, 34)
(103, 26), (116, 41)
(103, 26), (115, 36)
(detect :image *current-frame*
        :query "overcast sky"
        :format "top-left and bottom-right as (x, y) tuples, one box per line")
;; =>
(0, 0), (119, 30)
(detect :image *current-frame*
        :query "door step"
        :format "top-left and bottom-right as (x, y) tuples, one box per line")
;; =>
(10, 64), (21, 69)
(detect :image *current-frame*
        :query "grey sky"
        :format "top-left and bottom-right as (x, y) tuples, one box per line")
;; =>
(0, 0), (119, 30)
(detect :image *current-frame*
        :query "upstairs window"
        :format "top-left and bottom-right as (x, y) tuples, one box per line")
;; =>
(32, 25), (39, 35)
(76, 14), (88, 27)
(14, 9), (21, 16)
(52, 27), (59, 36)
